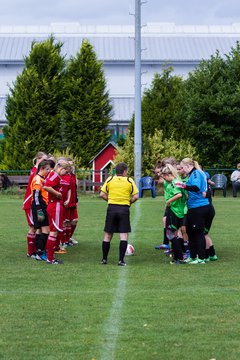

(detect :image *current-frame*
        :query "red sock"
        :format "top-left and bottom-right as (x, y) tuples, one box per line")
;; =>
(46, 235), (57, 261)
(65, 226), (71, 242)
(27, 233), (36, 255)
(57, 232), (63, 248)
(61, 227), (67, 245)
(70, 224), (77, 238)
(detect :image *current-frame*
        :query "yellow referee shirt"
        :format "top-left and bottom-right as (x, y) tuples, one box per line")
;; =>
(101, 175), (139, 206)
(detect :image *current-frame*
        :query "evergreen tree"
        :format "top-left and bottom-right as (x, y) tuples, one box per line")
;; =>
(185, 45), (240, 166)
(63, 39), (112, 167)
(114, 130), (197, 177)
(3, 36), (65, 169)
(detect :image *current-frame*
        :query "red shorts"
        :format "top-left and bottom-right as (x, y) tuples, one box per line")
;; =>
(63, 207), (70, 222)
(24, 208), (34, 226)
(47, 201), (64, 232)
(69, 207), (78, 222)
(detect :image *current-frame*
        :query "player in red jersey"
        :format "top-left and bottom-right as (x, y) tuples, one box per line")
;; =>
(55, 158), (71, 253)
(23, 151), (47, 258)
(65, 159), (79, 245)
(43, 160), (71, 264)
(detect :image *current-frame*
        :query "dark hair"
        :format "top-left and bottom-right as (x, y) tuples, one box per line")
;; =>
(37, 159), (50, 172)
(48, 159), (56, 169)
(115, 162), (128, 175)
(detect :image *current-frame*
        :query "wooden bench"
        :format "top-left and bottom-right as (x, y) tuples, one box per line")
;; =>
(8, 175), (29, 189)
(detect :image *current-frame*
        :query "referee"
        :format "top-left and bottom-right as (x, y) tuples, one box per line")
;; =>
(100, 162), (139, 266)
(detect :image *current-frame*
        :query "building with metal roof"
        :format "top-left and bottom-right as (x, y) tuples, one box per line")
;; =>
(0, 22), (240, 138)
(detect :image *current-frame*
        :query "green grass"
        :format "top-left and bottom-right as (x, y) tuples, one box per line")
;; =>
(0, 194), (240, 360)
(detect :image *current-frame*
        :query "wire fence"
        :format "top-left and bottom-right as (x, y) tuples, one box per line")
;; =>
(0, 168), (235, 192)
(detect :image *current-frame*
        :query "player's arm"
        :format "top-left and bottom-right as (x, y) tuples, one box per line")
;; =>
(130, 193), (138, 205)
(64, 189), (71, 206)
(43, 185), (62, 199)
(166, 193), (182, 207)
(100, 191), (108, 201)
(32, 186), (45, 221)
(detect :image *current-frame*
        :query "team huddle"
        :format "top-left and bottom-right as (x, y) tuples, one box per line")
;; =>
(154, 157), (218, 265)
(24, 152), (78, 265)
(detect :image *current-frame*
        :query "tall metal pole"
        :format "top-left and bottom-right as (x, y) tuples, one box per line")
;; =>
(134, 0), (142, 187)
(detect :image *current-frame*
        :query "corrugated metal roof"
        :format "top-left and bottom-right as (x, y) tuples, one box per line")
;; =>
(0, 96), (134, 125)
(0, 35), (239, 62)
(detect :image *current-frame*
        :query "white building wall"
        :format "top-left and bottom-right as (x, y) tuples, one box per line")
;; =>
(0, 64), (23, 95)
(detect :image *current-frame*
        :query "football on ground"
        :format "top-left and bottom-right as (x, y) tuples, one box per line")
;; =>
(125, 244), (135, 256)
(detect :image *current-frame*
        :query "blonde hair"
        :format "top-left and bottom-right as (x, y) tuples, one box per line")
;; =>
(181, 157), (202, 170)
(54, 159), (71, 171)
(33, 152), (47, 165)
(161, 163), (180, 179)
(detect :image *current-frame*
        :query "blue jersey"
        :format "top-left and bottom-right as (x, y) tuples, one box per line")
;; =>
(186, 169), (209, 209)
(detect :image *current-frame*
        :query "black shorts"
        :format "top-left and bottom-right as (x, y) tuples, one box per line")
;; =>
(186, 205), (213, 231)
(204, 204), (215, 234)
(104, 204), (131, 233)
(166, 208), (183, 231)
(31, 202), (49, 229)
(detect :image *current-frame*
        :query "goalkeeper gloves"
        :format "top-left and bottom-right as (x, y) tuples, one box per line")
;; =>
(37, 209), (45, 222)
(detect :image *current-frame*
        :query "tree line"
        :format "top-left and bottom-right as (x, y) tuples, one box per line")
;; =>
(1, 36), (112, 169)
(1, 36), (240, 173)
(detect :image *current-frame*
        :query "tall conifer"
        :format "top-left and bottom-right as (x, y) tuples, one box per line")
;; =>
(63, 39), (112, 166)
(3, 36), (65, 169)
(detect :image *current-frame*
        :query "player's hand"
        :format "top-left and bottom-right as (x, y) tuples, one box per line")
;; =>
(174, 181), (185, 188)
(37, 209), (45, 222)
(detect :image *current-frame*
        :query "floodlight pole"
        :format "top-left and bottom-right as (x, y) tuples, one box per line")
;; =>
(134, 0), (142, 188)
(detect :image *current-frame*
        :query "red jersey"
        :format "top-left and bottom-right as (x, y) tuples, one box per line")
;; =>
(67, 173), (78, 207)
(60, 174), (71, 203)
(23, 165), (37, 210)
(44, 171), (63, 202)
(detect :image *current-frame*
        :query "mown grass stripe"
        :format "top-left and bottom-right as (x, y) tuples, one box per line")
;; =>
(99, 201), (141, 360)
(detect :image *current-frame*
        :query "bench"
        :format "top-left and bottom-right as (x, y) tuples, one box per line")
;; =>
(8, 175), (29, 189)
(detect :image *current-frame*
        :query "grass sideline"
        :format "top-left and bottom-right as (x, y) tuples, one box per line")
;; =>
(0, 194), (240, 360)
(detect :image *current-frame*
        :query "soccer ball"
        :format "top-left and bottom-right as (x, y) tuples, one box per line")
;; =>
(125, 244), (135, 256)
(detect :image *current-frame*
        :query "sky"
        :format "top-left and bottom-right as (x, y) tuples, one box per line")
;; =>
(1, 0), (240, 26)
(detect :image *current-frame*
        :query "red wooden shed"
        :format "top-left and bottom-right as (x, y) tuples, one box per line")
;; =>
(90, 141), (117, 189)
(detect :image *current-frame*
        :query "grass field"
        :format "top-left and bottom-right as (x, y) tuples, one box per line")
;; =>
(0, 193), (240, 360)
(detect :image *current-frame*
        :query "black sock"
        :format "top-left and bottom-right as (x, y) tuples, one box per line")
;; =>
(209, 245), (216, 257)
(119, 241), (128, 262)
(163, 228), (169, 245)
(205, 248), (210, 259)
(35, 234), (42, 254)
(171, 237), (183, 260)
(178, 237), (185, 252)
(102, 241), (110, 261)
(41, 233), (48, 252)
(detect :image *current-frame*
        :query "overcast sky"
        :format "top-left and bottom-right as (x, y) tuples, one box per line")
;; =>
(1, 0), (240, 26)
